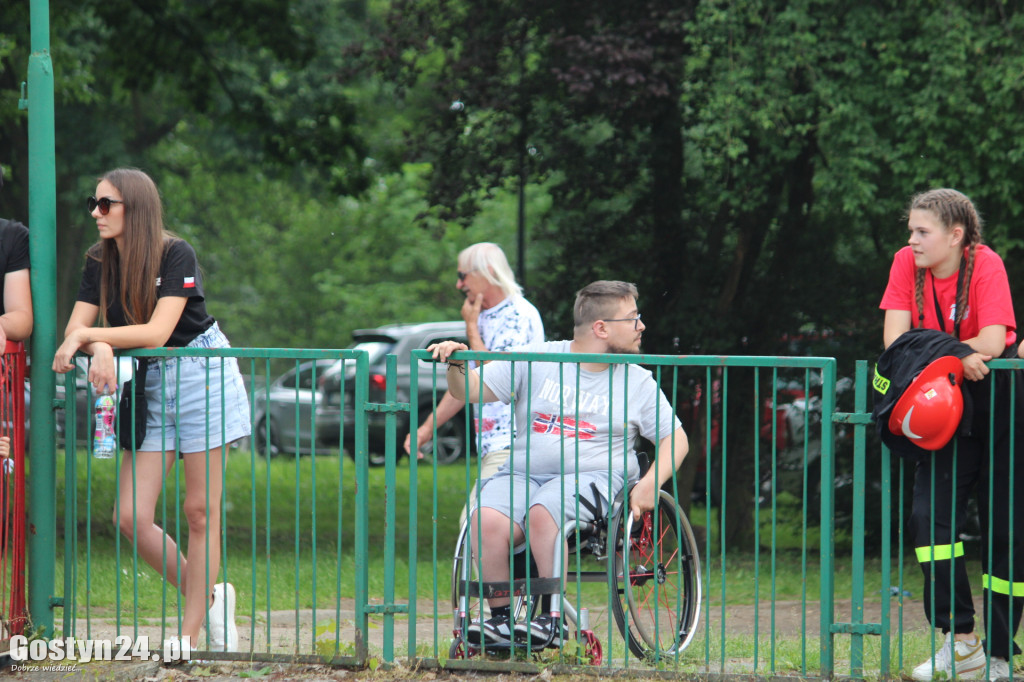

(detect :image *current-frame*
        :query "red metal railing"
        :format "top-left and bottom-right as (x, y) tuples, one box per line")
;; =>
(0, 340), (27, 640)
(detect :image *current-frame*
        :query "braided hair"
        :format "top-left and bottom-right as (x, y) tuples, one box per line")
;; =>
(909, 188), (983, 335)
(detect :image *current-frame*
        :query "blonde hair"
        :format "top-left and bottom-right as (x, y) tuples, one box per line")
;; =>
(458, 243), (522, 299)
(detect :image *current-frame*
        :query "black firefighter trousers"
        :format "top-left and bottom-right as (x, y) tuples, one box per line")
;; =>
(912, 414), (1024, 659)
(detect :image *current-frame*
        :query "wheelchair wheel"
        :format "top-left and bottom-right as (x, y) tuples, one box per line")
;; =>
(451, 521), (536, 631)
(609, 488), (701, 660)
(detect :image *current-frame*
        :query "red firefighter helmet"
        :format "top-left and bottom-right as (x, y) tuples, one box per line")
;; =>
(888, 355), (964, 451)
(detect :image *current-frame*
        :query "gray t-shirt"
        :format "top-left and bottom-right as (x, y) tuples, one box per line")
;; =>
(480, 340), (681, 479)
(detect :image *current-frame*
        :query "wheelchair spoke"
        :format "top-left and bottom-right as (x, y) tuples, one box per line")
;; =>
(609, 490), (702, 660)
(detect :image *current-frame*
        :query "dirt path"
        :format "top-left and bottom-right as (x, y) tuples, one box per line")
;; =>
(6, 596), (982, 681)
(60, 593), (942, 657)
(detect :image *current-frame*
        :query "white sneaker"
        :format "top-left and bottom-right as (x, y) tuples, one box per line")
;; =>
(912, 633), (986, 681)
(206, 583), (239, 651)
(986, 657), (1011, 681)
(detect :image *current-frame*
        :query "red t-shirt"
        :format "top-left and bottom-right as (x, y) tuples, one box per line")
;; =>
(880, 244), (1016, 347)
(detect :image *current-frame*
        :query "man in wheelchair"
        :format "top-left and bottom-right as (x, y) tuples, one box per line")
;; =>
(429, 280), (689, 651)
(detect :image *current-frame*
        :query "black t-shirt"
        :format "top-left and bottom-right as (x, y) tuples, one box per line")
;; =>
(0, 218), (31, 314)
(76, 238), (215, 347)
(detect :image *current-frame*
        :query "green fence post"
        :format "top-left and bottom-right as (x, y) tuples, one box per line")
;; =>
(875, 359), (893, 678)
(819, 359), (837, 677)
(353, 352), (370, 664)
(382, 354), (397, 661)
(24, 0), (59, 639)
(62, 373), (77, 638)
(849, 360), (869, 676)
(407, 361), (419, 660)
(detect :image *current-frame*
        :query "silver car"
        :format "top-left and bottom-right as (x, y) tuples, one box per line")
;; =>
(251, 359), (336, 456)
(316, 321), (471, 465)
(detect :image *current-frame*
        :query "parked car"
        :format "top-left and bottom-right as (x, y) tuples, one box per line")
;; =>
(250, 359), (337, 456)
(316, 321), (471, 466)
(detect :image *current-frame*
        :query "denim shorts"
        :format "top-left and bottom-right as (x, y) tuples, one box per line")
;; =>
(137, 322), (251, 454)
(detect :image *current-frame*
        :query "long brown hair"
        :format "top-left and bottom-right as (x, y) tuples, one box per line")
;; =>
(86, 168), (171, 325)
(908, 188), (983, 335)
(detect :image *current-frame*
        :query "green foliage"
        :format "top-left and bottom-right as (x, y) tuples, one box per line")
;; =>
(315, 620), (357, 658)
(2, 0), (375, 324)
(9, 0), (1024, 552)
(238, 666), (275, 678)
(152, 137), (523, 347)
(4, 0), (1024, 356)
(364, 0), (1024, 548)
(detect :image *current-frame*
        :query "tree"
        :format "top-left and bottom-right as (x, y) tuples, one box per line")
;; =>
(1, 0), (371, 324)
(368, 0), (1024, 547)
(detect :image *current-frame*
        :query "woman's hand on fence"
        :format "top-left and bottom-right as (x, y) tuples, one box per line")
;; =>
(87, 351), (118, 395)
(961, 352), (991, 382)
(52, 330), (86, 374)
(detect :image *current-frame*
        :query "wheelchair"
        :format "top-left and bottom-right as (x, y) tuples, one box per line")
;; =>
(449, 476), (702, 664)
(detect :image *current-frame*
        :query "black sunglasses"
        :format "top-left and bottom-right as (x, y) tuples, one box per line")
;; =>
(457, 269), (477, 281)
(87, 196), (124, 215)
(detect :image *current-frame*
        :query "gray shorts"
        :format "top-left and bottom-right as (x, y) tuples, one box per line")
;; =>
(138, 322), (252, 454)
(475, 469), (625, 528)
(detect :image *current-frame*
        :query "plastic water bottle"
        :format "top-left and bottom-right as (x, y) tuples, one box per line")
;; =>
(93, 394), (117, 459)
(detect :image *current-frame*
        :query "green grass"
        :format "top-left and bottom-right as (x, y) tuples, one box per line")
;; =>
(59, 446), (468, 552)
(57, 448), (922, 609)
(56, 447), (923, 612)
(58, 447), (475, 618)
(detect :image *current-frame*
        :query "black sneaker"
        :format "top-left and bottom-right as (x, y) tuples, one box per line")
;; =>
(514, 614), (568, 648)
(465, 614), (512, 645)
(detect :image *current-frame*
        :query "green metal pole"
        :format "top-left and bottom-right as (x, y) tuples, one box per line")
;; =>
(819, 359), (837, 677)
(352, 352), (370, 664)
(849, 361), (869, 676)
(381, 354), (397, 662)
(23, 0), (59, 638)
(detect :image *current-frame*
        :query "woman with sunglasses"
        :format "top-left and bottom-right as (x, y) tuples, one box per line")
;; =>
(52, 168), (249, 655)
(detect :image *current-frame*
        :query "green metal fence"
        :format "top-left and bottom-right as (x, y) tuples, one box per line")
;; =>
(405, 349), (844, 676)
(59, 348), (372, 665)
(48, 346), (1024, 677)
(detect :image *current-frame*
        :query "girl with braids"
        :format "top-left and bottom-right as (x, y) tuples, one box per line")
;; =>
(881, 188), (1023, 681)
(52, 168), (249, 655)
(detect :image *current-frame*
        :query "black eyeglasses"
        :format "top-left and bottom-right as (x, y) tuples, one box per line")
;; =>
(457, 269), (477, 281)
(603, 314), (642, 330)
(87, 196), (124, 215)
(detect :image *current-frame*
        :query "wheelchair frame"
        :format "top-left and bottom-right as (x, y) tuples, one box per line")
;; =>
(450, 485), (702, 664)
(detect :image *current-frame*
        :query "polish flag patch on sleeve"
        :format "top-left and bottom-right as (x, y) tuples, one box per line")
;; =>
(183, 276), (196, 289)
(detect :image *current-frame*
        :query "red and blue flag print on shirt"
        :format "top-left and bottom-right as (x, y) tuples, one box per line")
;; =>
(531, 413), (597, 440)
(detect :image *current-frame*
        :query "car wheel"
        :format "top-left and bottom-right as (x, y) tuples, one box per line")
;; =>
(340, 439), (391, 466)
(420, 411), (468, 465)
(254, 417), (280, 457)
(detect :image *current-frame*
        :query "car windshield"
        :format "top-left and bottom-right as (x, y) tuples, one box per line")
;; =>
(350, 341), (393, 365)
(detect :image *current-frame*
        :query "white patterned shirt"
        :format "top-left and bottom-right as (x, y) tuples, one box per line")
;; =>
(471, 295), (544, 456)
